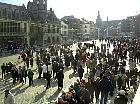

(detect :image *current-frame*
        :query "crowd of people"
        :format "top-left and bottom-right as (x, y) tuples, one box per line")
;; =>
(1, 38), (140, 104)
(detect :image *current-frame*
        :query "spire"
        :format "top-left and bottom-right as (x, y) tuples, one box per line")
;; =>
(107, 16), (108, 22)
(97, 10), (101, 19)
(96, 10), (102, 28)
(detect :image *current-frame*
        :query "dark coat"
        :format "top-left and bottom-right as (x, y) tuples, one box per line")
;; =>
(85, 82), (94, 92)
(56, 71), (64, 87)
(78, 67), (84, 77)
(114, 95), (128, 104)
(28, 70), (34, 79)
(65, 55), (70, 67)
(99, 77), (112, 93)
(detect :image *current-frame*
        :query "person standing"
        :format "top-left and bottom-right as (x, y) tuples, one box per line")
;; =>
(85, 77), (95, 103)
(30, 57), (33, 68)
(114, 90), (128, 104)
(4, 90), (14, 104)
(22, 66), (27, 84)
(41, 63), (48, 79)
(46, 71), (52, 89)
(78, 65), (84, 80)
(99, 75), (112, 104)
(94, 77), (101, 102)
(56, 69), (64, 90)
(26, 57), (29, 69)
(1, 63), (6, 79)
(38, 63), (42, 79)
(80, 85), (91, 104)
(27, 69), (34, 86)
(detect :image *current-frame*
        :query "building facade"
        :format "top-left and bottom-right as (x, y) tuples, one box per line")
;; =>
(27, 0), (61, 47)
(61, 21), (68, 42)
(43, 8), (61, 47)
(27, 0), (47, 22)
(61, 15), (81, 41)
(0, 2), (30, 49)
(134, 14), (140, 37)
(120, 16), (134, 36)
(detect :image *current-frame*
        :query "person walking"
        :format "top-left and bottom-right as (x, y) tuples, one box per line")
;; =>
(27, 69), (34, 86)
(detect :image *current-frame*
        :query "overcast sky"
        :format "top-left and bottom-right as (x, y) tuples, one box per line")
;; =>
(1, 0), (140, 22)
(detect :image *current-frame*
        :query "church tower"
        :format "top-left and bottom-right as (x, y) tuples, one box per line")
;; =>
(96, 11), (102, 28)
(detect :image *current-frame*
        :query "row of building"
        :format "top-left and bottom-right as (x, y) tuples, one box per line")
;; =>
(0, 0), (140, 49)
(0, 0), (97, 49)
(95, 11), (140, 38)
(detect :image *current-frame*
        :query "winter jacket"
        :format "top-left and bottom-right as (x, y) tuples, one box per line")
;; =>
(99, 77), (112, 93)
(114, 95), (128, 104)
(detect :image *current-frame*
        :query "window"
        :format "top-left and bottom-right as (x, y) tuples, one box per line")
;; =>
(64, 31), (67, 35)
(44, 40), (47, 44)
(24, 23), (27, 33)
(48, 24), (50, 33)
(52, 25), (55, 33)
(64, 26), (67, 29)
(57, 28), (59, 33)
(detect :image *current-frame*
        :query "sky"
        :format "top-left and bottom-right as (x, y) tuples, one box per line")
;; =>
(0, 0), (140, 22)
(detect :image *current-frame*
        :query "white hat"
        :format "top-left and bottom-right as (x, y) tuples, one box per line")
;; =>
(118, 90), (126, 95)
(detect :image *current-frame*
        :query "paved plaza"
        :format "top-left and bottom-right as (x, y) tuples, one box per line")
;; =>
(0, 40), (140, 104)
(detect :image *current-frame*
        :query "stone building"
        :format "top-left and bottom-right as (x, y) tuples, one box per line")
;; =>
(80, 18), (96, 40)
(120, 16), (134, 36)
(27, 0), (61, 47)
(0, 2), (30, 49)
(61, 20), (68, 43)
(27, 0), (47, 22)
(43, 8), (61, 47)
(61, 15), (81, 41)
(134, 14), (140, 37)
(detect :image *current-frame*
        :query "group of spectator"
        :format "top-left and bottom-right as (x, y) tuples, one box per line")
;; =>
(1, 37), (140, 104)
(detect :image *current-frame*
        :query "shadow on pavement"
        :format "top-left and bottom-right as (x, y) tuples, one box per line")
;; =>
(12, 85), (30, 96)
(32, 78), (46, 87)
(33, 90), (46, 103)
(32, 77), (58, 88)
(0, 82), (15, 92)
(47, 90), (61, 102)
